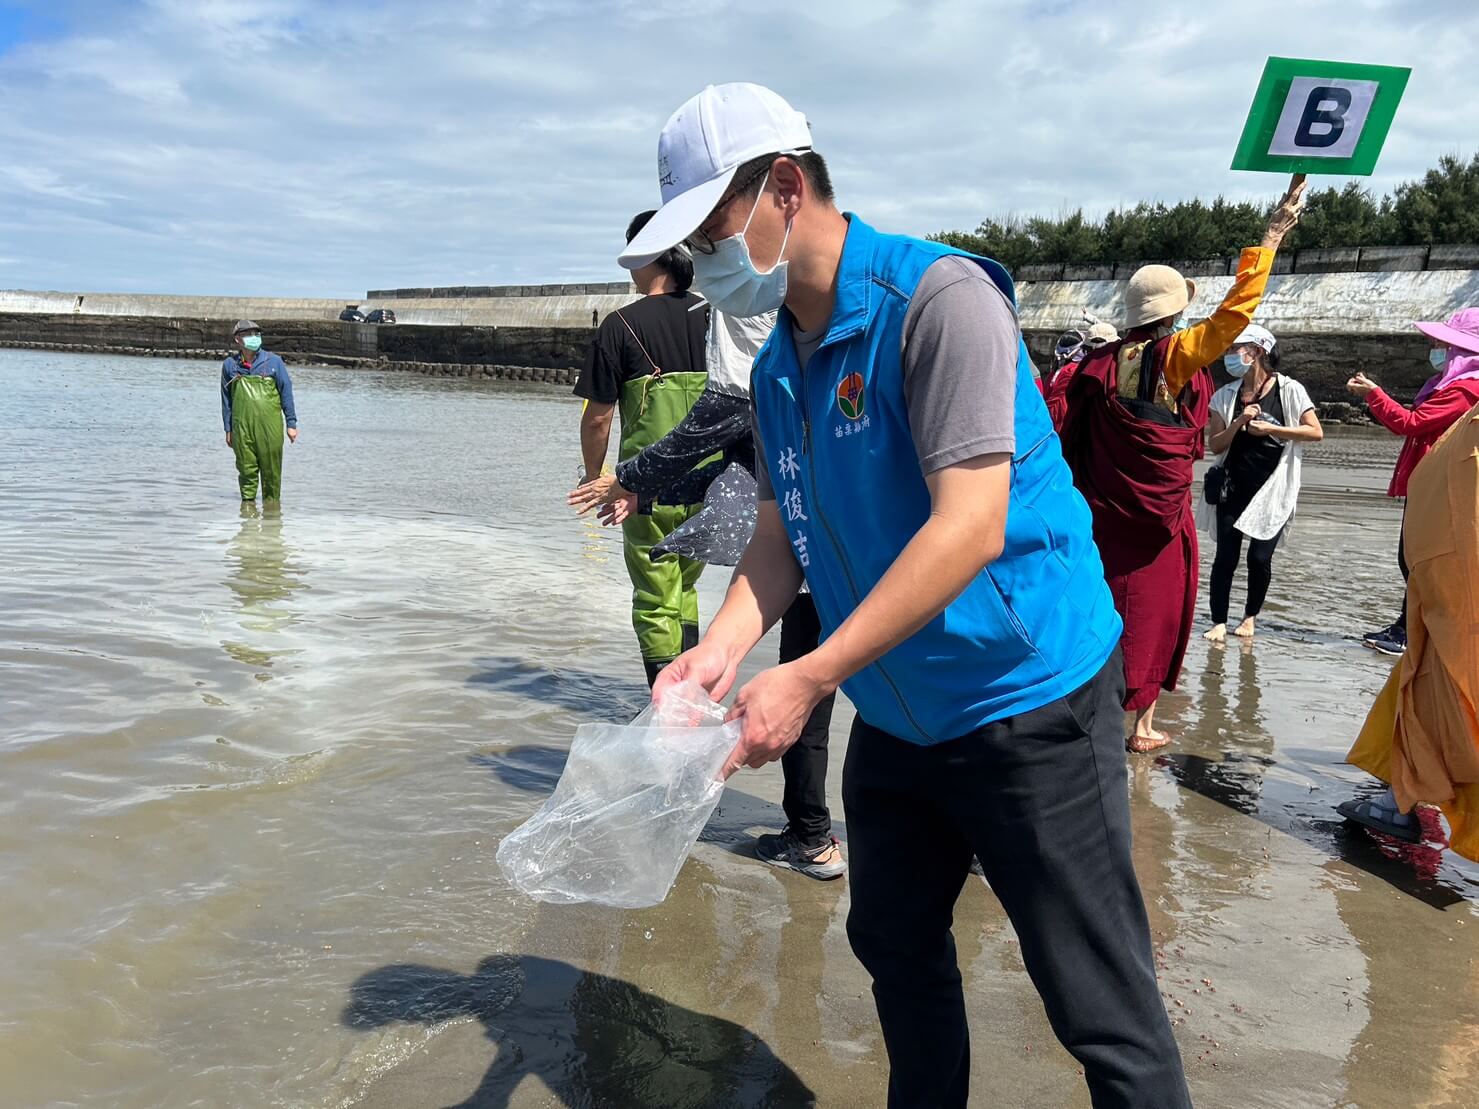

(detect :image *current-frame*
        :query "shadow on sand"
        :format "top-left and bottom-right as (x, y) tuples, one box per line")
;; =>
(343, 954), (816, 1108)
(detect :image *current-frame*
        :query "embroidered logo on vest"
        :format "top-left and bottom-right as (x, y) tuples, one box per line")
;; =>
(836, 373), (865, 420)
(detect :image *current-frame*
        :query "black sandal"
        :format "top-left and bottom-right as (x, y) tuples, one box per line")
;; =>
(1337, 798), (1421, 844)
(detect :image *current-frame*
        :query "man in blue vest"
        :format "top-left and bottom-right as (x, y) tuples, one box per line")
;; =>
(623, 84), (1189, 1107)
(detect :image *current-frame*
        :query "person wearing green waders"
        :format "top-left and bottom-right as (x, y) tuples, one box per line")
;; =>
(575, 212), (708, 687)
(222, 320), (298, 503)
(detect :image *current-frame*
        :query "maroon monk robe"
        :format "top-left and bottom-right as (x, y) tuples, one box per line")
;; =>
(1058, 337), (1211, 712)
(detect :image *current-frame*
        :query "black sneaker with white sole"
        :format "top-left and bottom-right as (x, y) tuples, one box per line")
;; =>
(1364, 624), (1407, 656)
(754, 827), (847, 880)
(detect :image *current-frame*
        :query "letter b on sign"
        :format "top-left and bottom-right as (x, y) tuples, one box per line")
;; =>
(1268, 77), (1377, 160)
(1232, 58), (1410, 176)
(1293, 86), (1352, 148)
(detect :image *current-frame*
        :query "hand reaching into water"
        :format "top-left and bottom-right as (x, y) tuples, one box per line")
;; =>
(596, 494), (637, 527)
(568, 473), (630, 516)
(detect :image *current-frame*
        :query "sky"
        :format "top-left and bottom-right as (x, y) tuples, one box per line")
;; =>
(0, 0), (1475, 297)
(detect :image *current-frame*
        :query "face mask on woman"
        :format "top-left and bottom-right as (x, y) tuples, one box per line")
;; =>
(1430, 347), (1449, 371)
(1223, 352), (1251, 378)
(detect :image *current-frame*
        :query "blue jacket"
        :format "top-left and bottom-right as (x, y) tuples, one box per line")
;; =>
(750, 216), (1121, 743)
(221, 351), (297, 431)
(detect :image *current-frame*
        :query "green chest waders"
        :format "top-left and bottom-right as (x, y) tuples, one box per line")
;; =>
(231, 374), (285, 501)
(617, 366), (709, 678)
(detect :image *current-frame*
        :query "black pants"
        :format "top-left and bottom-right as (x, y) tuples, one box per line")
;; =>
(778, 593), (836, 847)
(842, 651), (1190, 1109)
(1209, 502), (1281, 624)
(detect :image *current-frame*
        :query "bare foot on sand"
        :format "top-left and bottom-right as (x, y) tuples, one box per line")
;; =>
(1127, 729), (1171, 754)
(1204, 623), (1227, 643)
(1234, 617), (1256, 638)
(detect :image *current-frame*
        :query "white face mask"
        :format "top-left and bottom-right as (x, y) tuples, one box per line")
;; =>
(691, 172), (792, 319)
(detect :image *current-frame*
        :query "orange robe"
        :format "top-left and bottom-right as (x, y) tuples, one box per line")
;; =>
(1347, 402), (1479, 861)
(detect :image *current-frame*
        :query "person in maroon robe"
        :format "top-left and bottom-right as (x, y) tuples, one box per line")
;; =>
(1060, 338), (1211, 751)
(1058, 180), (1305, 751)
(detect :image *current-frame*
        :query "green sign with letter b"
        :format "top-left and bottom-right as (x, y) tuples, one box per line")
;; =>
(1232, 56), (1410, 175)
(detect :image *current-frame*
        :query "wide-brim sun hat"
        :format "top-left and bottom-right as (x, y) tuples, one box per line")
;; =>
(1124, 264), (1195, 330)
(618, 83), (812, 270)
(1413, 307), (1479, 356)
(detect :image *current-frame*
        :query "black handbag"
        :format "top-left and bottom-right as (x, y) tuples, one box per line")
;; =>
(1204, 464), (1228, 506)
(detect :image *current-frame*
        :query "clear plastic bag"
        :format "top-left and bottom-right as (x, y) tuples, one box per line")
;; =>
(496, 681), (739, 909)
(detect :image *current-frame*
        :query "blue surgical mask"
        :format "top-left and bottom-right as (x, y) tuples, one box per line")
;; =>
(242, 334), (263, 353)
(691, 173), (792, 319)
(1223, 353), (1250, 378)
(1173, 317), (1189, 333)
(1429, 347), (1448, 370)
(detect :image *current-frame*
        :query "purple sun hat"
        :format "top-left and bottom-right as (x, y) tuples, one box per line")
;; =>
(1414, 307), (1479, 355)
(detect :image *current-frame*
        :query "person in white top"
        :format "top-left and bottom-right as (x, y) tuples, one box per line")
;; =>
(1201, 325), (1323, 642)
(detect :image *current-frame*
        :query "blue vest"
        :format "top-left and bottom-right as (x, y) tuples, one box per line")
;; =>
(751, 216), (1121, 743)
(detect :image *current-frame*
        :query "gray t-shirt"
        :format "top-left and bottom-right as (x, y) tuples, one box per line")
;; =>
(757, 254), (1019, 499)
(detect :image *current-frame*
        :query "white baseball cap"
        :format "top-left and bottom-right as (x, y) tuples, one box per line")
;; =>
(1232, 323), (1277, 352)
(618, 83), (812, 270)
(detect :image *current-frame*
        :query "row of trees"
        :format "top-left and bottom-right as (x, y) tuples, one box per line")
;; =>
(932, 154), (1479, 273)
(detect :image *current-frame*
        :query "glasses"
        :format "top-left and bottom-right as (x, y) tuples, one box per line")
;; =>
(684, 163), (773, 255)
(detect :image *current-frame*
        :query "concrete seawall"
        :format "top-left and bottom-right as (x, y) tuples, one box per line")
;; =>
(6, 260), (1478, 405)
(0, 313), (595, 380)
(0, 337), (582, 387)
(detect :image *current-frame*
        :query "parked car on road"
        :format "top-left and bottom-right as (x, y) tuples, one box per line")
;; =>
(339, 305), (366, 322)
(365, 309), (397, 325)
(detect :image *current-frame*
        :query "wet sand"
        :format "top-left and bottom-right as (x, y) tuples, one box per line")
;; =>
(2, 350), (1476, 1107)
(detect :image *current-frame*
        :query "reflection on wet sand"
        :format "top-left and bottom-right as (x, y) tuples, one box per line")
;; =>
(1160, 641), (1473, 909)
(1332, 860), (1479, 1109)
(1164, 642), (1277, 814)
(221, 503), (305, 675)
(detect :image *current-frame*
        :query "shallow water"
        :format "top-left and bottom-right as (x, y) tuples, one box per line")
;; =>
(1, 350), (1476, 1108)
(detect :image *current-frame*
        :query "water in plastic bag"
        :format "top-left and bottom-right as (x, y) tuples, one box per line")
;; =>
(496, 681), (739, 909)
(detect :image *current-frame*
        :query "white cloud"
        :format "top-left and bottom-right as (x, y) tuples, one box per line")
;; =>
(0, 0), (1473, 296)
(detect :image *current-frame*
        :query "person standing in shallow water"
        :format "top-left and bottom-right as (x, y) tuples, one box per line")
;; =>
(1059, 176), (1306, 753)
(1202, 324), (1322, 643)
(1347, 308), (1479, 656)
(629, 82), (1189, 1108)
(574, 212), (709, 688)
(221, 321), (297, 503)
